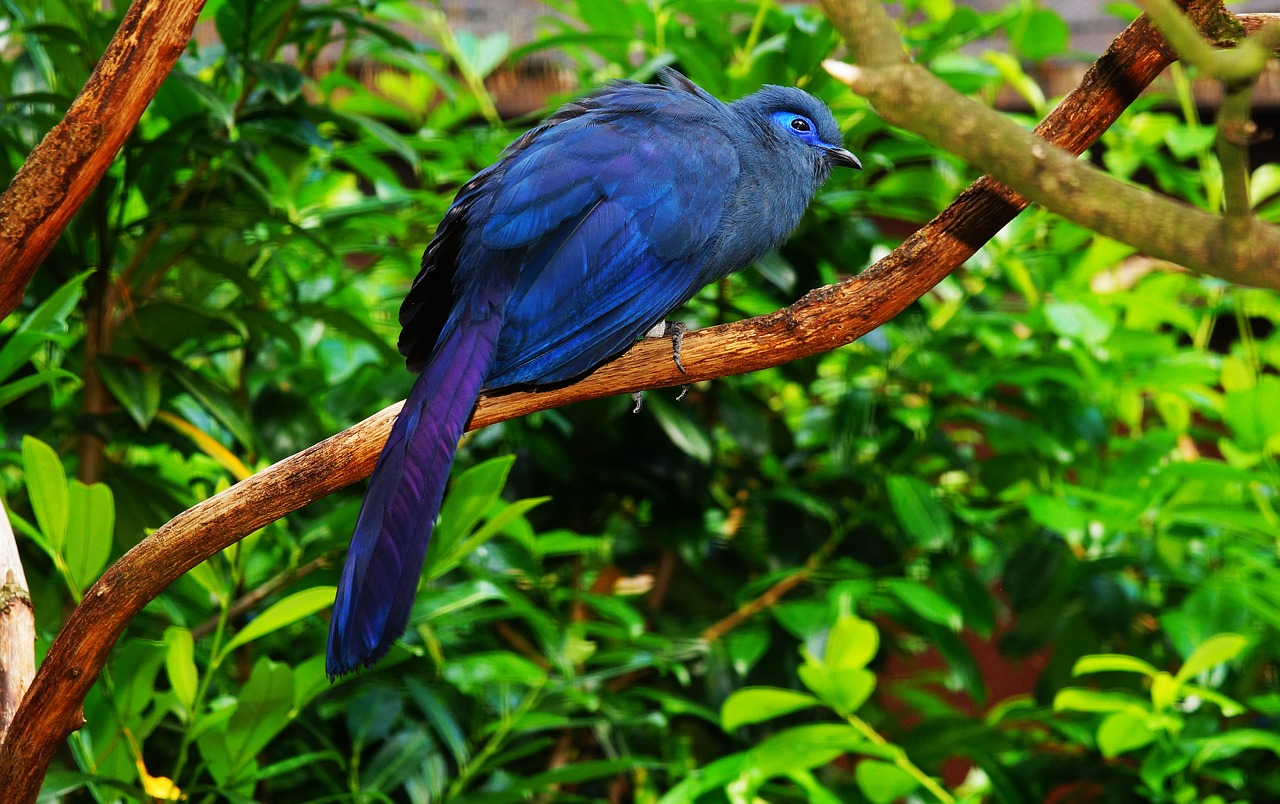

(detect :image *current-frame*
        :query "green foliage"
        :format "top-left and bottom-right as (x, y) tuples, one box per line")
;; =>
(3, 0), (1280, 802)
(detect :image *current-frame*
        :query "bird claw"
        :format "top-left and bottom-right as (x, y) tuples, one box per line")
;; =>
(637, 322), (689, 410)
(644, 320), (689, 374)
(666, 321), (688, 374)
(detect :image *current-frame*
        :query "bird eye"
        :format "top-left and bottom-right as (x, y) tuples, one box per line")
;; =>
(790, 117), (812, 133)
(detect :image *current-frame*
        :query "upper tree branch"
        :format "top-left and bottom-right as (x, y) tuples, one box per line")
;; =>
(0, 10), (1180, 799)
(822, 0), (1280, 290)
(0, 0), (206, 320)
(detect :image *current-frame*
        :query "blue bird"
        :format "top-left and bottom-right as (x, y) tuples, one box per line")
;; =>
(327, 69), (860, 677)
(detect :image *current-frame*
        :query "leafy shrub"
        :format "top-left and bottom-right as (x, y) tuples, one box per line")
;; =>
(3, 0), (1279, 801)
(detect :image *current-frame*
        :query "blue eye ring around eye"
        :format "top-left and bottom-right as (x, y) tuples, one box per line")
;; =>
(771, 111), (821, 144)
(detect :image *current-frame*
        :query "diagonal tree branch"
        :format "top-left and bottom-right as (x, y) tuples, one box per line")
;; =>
(0, 0), (206, 320)
(0, 10), (1180, 799)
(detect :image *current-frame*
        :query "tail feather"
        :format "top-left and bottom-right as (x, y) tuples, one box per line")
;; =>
(327, 312), (503, 677)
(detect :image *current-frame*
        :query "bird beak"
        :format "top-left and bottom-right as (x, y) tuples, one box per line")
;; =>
(826, 147), (862, 170)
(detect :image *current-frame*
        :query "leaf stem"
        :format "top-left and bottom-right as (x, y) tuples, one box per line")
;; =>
(845, 713), (955, 804)
(446, 682), (544, 799)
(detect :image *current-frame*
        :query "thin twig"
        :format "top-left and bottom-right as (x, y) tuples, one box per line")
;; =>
(701, 528), (846, 643)
(189, 555), (330, 640)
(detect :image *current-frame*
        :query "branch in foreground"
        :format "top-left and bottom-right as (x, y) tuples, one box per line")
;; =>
(0, 504), (34, 746)
(0, 0), (207, 320)
(0, 11), (1178, 801)
(823, 0), (1280, 290)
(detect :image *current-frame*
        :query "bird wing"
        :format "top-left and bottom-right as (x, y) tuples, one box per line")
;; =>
(478, 82), (741, 387)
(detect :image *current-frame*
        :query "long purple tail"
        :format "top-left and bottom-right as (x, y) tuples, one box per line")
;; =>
(327, 311), (502, 677)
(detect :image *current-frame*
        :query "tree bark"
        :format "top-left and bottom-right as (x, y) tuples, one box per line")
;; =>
(0, 504), (34, 746)
(0, 0), (206, 320)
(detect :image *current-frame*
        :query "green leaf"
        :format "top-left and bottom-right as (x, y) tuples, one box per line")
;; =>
(1191, 729), (1280, 766)
(1223, 377), (1280, 452)
(1053, 687), (1146, 714)
(725, 625), (771, 676)
(453, 30), (510, 79)
(64, 480), (114, 592)
(0, 370), (80, 408)
(168, 358), (258, 450)
(1139, 741), (1193, 793)
(1025, 494), (1088, 542)
(799, 660), (876, 715)
(647, 392), (713, 464)
(1179, 684), (1245, 716)
(443, 652), (547, 695)
(434, 455), (516, 559)
(1164, 125), (1216, 161)
(983, 51), (1044, 111)
(1009, 8), (1069, 61)
(505, 758), (643, 794)
(825, 615), (879, 670)
(251, 60), (305, 104)
(884, 580), (962, 631)
(529, 527), (604, 558)
(292, 656), (331, 712)
(0, 270), (89, 384)
(1174, 633), (1249, 686)
(749, 724), (891, 783)
(226, 659), (295, 778)
(187, 558), (225, 603)
(13, 269), (91, 339)
(1150, 672), (1179, 712)
(359, 726), (436, 792)
(855, 760), (920, 804)
(721, 687), (821, 731)
(659, 753), (750, 804)
(95, 355), (161, 429)
(1250, 162), (1280, 206)
(885, 474), (952, 548)
(222, 587), (336, 653)
(428, 496), (548, 580)
(1044, 299), (1115, 346)
(773, 599), (830, 642)
(195, 728), (236, 787)
(420, 579), (507, 622)
(1097, 710), (1157, 757)
(0, 332), (57, 387)
(164, 626), (199, 712)
(1073, 654), (1160, 678)
(22, 436), (68, 552)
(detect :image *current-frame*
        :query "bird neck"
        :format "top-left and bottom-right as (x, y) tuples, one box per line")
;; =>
(702, 123), (819, 281)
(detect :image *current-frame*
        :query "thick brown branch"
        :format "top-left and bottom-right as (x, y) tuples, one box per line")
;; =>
(0, 0), (205, 320)
(0, 12), (1177, 801)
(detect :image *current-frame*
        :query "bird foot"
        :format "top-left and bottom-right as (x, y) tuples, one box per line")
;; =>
(644, 320), (689, 374)
(634, 321), (690, 413)
(667, 321), (688, 374)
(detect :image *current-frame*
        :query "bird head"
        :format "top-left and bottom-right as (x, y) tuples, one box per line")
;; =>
(733, 85), (861, 180)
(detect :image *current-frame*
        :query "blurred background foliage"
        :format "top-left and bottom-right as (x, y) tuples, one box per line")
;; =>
(3, 0), (1280, 801)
